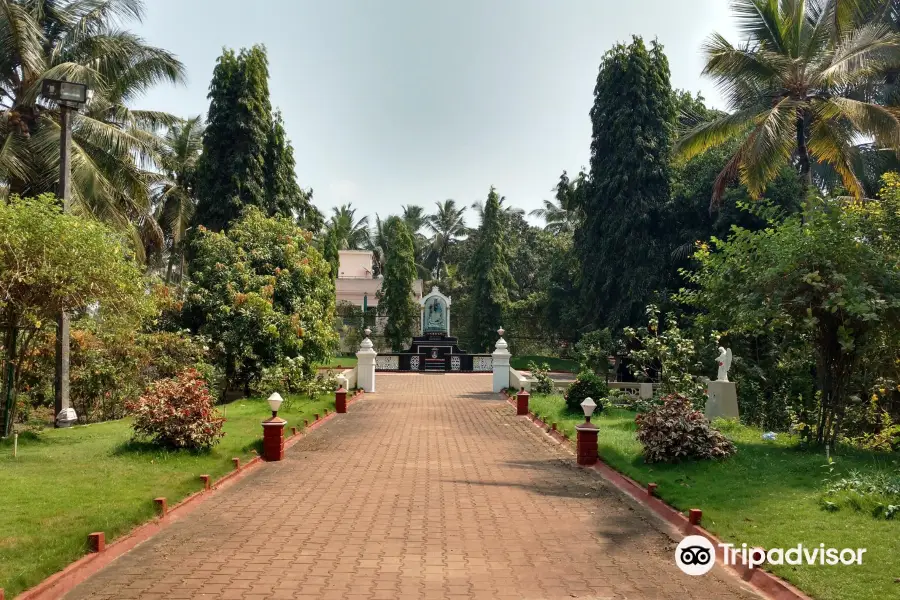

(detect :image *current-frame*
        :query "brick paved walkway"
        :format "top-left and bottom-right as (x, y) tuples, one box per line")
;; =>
(65, 373), (758, 600)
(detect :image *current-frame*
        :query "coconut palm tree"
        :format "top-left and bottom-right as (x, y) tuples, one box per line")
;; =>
(326, 203), (370, 250)
(153, 115), (204, 283)
(425, 199), (467, 281)
(401, 204), (427, 235)
(676, 0), (900, 208)
(530, 170), (586, 235)
(0, 0), (185, 256)
(469, 195), (524, 227)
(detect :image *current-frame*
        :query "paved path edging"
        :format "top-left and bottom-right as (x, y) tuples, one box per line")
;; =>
(14, 390), (365, 600)
(502, 392), (812, 600)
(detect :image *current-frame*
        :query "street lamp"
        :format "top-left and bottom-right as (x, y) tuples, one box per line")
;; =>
(267, 392), (284, 418)
(41, 79), (91, 428)
(581, 397), (597, 423)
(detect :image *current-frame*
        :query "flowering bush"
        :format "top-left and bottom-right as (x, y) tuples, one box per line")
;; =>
(635, 394), (736, 463)
(127, 369), (225, 450)
(528, 361), (555, 395)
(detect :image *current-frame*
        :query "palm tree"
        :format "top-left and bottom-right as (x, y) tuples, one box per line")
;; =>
(0, 0), (186, 255)
(469, 195), (524, 226)
(425, 199), (467, 280)
(530, 170), (586, 234)
(326, 203), (370, 250)
(401, 204), (427, 234)
(153, 116), (204, 283)
(676, 0), (900, 208)
(367, 214), (388, 276)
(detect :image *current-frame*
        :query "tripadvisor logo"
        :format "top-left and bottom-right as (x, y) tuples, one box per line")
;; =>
(675, 535), (867, 576)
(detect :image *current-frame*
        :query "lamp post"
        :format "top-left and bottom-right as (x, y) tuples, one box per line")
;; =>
(41, 79), (90, 428)
(262, 392), (286, 461)
(575, 397), (599, 466)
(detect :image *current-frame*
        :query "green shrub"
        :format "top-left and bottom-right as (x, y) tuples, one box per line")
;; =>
(528, 361), (555, 395)
(821, 469), (900, 520)
(635, 394), (736, 463)
(564, 371), (607, 413)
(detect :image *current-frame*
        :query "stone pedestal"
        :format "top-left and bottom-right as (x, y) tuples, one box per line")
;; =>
(516, 389), (530, 416)
(356, 335), (377, 393)
(575, 423), (599, 466)
(705, 380), (739, 420)
(262, 417), (286, 461)
(492, 329), (511, 393)
(56, 407), (77, 428)
(335, 387), (347, 414)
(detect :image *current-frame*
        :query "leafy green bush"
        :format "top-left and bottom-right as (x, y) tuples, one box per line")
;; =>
(564, 371), (607, 413)
(635, 394), (736, 463)
(821, 469), (900, 520)
(528, 361), (555, 395)
(574, 329), (613, 376)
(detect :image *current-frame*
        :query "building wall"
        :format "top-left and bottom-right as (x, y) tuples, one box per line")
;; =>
(337, 250), (373, 279)
(335, 250), (424, 308)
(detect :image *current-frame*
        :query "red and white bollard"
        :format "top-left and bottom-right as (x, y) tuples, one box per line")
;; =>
(262, 417), (286, 461)
(575, 397), (599, 466)
(516, 388), (530, 416)
(335, 386), (347, 414)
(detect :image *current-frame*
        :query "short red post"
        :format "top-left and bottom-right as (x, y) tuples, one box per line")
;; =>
(575, 422), (599, 466)
(516, 388), (530, 416)
(689, 509), (703, 526)
(335, 387), (348, 413)
(314, 413), (320, 421)
(1, 588), (4, 600)
(304, 419), (309, 427)
(200, 474), (210, 490)
(154, 497), (167, 516)
(262, 417), (287, 461)
(551, 423), (558, 432)
(232, 457), (240, 470)
(291, 426), (297, 436)
(647, 482), (658, 497)
(88, 532), (105, 553)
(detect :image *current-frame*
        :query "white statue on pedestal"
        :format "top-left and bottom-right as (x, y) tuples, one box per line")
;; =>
(716, 346), (732, 382)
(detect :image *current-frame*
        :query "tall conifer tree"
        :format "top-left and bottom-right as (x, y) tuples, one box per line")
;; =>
(194, 45), (272, 232)
(468, 187), (513, 352)
(379, 217), (418, 351)
(194, 46), (318, 233)
(576, 36), (675, 330)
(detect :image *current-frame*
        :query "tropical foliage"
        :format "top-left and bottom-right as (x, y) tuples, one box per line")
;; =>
(0, 195), (149, 435)
(0, 0), (185, 255)
(183, 207), (337, 397)
(378, 217), (419, 351)
(676, 0), (900, 205)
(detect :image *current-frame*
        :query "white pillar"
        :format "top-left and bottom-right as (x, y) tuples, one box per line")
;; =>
(356, 328), (377, 393)
(492, 327), (511, 393)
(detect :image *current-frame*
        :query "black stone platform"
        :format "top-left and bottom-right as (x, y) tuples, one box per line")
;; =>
(376, 333), (491, 372)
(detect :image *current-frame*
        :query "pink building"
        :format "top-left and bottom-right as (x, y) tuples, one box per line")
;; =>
(335, 250), (423, 308)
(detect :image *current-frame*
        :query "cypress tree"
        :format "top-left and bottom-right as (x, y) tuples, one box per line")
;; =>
(378, 217), (418, 351)
(194, 45), (272, 232)
(576, 36), (676, 330)
(467, 187), (513, 352)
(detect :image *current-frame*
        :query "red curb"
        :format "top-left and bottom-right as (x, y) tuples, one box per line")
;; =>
(14, 391), (366, 600)
(510, 398), (813, 600)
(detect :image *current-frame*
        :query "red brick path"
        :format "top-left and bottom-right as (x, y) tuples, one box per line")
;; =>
(64, 373), (758, 600)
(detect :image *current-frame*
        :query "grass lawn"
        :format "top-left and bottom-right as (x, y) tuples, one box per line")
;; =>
(0, 394), (333, 597)
(510, 355), (580, 373)
(528, 394), (900, 600)
(316, 356), (358, 369)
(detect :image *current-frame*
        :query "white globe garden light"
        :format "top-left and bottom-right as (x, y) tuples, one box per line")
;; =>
(267, 392), (284, 418)
(581, 397), (597, 422)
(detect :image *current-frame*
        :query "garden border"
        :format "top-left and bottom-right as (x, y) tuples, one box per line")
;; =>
(502, 392), (812, 600)
(12, 390), (365, 600)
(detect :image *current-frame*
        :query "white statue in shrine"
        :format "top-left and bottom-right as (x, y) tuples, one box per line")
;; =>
(716, 346), (733, 382)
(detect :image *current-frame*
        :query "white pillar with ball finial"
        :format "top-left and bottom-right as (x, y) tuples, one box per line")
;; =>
(492, 327), (511, 393)
(356, 327), (377, 393)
